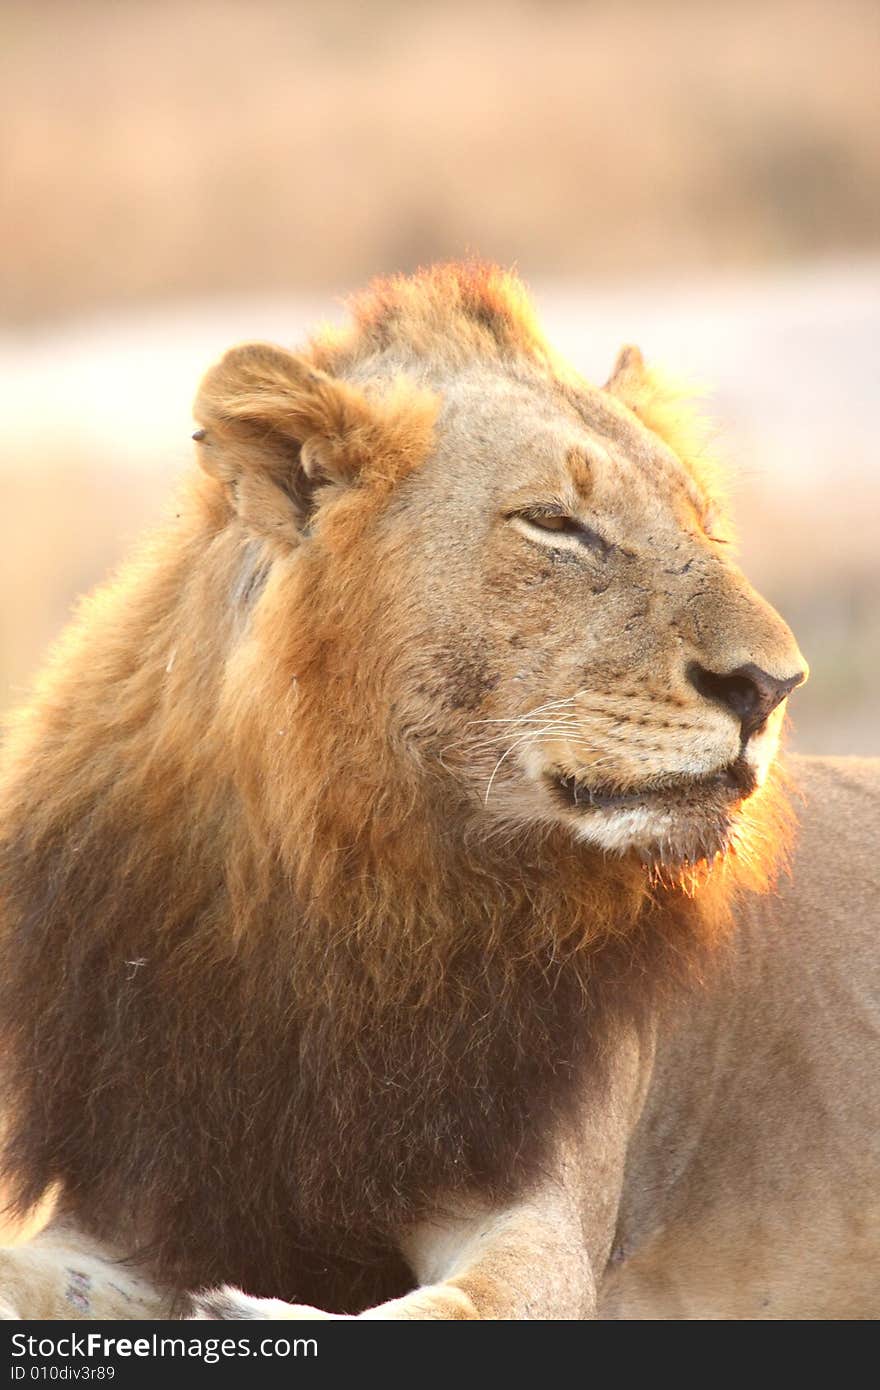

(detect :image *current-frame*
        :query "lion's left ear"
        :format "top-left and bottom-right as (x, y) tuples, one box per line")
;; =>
(603, 344), (647, 404)
(193, 343), (437, 543)
(603, 343), (723, 505)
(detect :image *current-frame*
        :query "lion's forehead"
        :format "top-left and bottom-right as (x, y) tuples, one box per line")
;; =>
(423, 370), (703, 535)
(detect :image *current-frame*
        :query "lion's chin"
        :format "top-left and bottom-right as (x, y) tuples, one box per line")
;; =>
(548, 757), (756, 867)
(570, 802), (736, 869)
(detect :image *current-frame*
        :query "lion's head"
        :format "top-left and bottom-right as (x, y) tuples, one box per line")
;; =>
(195, 263), (805, 879)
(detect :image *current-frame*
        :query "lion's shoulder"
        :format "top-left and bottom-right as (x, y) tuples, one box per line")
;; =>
(753, 753), (880, 971)
(786, 752), (880, 894)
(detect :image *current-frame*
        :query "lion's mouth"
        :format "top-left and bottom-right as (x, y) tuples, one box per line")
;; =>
(550, 756), (756, 814)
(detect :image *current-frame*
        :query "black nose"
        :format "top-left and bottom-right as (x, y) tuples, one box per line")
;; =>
(687, 661), (805, 742)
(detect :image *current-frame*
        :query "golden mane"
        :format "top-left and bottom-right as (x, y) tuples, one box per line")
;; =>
(311, 260), (550, 372)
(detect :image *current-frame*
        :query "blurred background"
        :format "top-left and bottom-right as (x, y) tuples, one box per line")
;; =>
(1, 0), (877, 752)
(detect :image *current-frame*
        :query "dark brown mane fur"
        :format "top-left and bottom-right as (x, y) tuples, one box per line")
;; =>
(0, 265), (788, 1312)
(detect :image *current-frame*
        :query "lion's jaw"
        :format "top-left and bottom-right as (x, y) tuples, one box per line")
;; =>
(518, 702), (788, 865)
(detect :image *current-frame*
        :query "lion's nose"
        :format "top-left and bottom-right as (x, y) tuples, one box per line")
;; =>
(687, 661), (806, 742)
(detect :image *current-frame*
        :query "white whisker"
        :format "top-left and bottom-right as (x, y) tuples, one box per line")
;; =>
(466, 721), (579, 753)
(483, 723), (567, 805)
(467, 690), (588, 729)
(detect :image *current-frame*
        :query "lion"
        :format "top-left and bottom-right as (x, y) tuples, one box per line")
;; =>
(0, 263), (877, 1321)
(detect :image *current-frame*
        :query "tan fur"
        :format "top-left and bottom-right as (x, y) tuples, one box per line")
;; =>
(0, 264), (873, 1321)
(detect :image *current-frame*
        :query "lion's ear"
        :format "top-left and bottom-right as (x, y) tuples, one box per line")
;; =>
(603, 344), (647, 404)
(193, 343), (436, 542)
(602, 345), (721, 500)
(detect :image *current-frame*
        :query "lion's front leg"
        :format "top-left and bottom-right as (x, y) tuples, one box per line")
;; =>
(193, 1030), (648, 1322)
(192, 1192), (597, 1321)
(192, 1283), (474, 1320)
(0, 1219), (176, 1320)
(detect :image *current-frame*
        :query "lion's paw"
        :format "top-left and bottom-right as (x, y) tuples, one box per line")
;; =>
(190, 1285), (344, 1320)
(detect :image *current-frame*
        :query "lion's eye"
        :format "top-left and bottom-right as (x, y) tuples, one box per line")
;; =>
(515, 510), (611, 557)
(526, 512), (578, 534)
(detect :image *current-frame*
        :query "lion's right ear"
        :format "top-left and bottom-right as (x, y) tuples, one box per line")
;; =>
(193, 343), (429, 543)
(603, 344), (647, 404)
